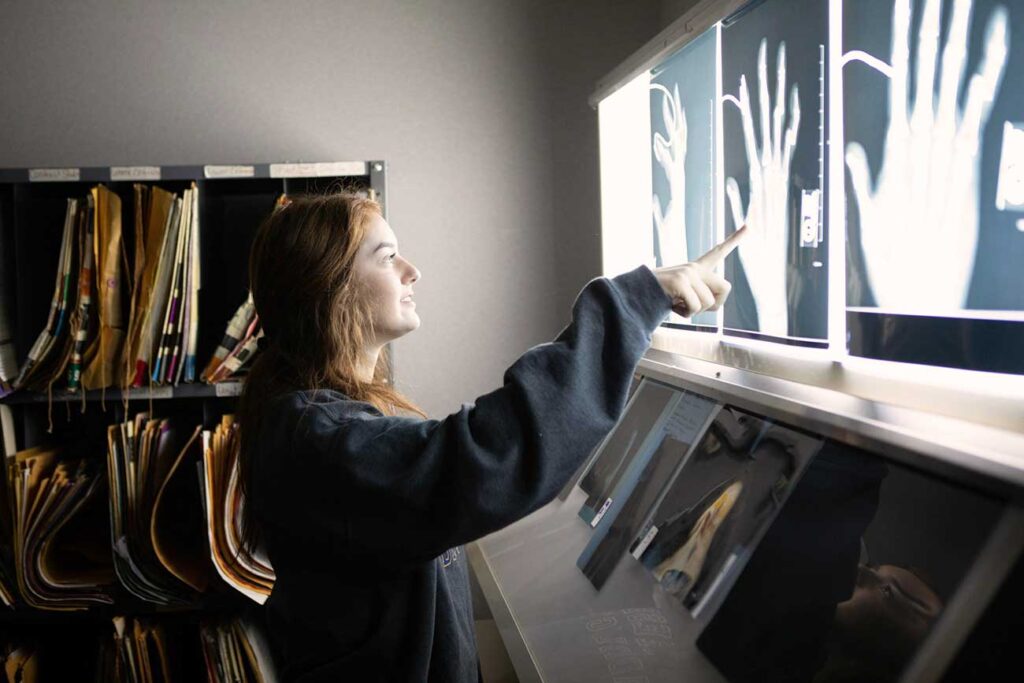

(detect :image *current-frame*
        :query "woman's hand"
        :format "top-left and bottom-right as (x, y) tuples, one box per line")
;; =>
(653, 226), (747, 319)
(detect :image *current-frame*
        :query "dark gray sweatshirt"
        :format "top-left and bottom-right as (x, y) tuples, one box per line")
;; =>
(251, 265), (671, 681)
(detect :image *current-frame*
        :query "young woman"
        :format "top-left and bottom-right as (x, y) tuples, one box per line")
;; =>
(238, 192), (743, 681)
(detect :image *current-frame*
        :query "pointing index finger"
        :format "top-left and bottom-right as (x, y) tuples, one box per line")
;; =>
(696, 225), (748, 267)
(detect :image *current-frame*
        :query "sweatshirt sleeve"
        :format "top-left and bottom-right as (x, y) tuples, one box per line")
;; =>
(260, 265), (672, 564)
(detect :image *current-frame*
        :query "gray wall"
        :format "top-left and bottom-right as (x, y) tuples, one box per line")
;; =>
(0, 0), (663, 416)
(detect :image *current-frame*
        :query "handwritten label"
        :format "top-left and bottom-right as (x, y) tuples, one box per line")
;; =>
(664, 392), (717, 444)
(128, 386), (173, 400)
(214, 381), (243, 397)
(631, 525), (659, 559)
(110, 166), (161, 181)
(204, 164), (255, 179)
(800, 189), (822, 247)
(996, 121), (1024, 211)
(29, 168), (80, 182)
(316, 161), (367, 176)
(269, 163), (317, 178)
(591, 498), (613, 527)
(269, 161), (368, 178)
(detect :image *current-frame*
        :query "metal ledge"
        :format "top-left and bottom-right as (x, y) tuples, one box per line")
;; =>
(638, 348), (1024, 498)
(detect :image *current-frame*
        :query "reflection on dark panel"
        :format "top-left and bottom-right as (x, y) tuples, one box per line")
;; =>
(697, 440), (1004, 682)
(941, 549), (1023, 681)
(847, 310), (1024, 374)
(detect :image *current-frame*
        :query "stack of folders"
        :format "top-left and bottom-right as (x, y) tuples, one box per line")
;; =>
(202, 416), (275, 603)
(0, 269), (16, 398)
(92, 616), (278, 683)
(200, 192), (288, 385)
(0, 452), (14, 606)
(202, 294), (261, 384)
(0, 644), (39, 683)
(123, 184), (201, 388)
(4, 445), (115, 609)
(13, 182), (203, 394)
(97, 617), (175, 682)
(106, 414), (213, 605)
(14, 194), (99, 392)
(199, 617), (278, 683)
(198, 192), (291, 384)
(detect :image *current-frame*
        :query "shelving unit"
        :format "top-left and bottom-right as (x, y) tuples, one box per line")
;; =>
(0, 160), (387, 680)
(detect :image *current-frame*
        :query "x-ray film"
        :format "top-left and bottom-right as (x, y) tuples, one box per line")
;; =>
(577, 391), (719, 590)
(577, 379), (679, 524)
(843, 0), (1024, 373)
(650, 28), (719, 329)
(629, 406), (822, 618)
(721, 0), (830, 344)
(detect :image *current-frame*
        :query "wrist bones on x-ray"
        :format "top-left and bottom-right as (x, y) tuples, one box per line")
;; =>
(652, 83), (689, 266)
(844, 0), (1009, 311)
(725, 39), (800, 337)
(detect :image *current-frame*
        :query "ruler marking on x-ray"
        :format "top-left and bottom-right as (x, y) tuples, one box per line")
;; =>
(818, 42), (826, 244)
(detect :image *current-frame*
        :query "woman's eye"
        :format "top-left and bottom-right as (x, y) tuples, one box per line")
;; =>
(386, 252), (397, 262)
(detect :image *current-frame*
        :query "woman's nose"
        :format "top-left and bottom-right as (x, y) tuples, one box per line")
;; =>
(404, 258), (420, 283)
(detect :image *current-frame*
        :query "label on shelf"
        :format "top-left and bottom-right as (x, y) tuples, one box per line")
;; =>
(214, 382), (243, 397)
(269, 161), (368, 178)
(29, 168), (80, 182)
(204, 165), (256, 179)
(316, 161), (368, 176)
(110, 166), (161, 181)
(269, 163), (317, 178)
(128, 386), (173, 400)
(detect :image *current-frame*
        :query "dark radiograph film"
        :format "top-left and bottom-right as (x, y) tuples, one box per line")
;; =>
(720, 0), (829, 343)
(629, 406), (822, 616)
(650, 27), (718, 328)
(559, 373), (644, 501)
(577, 380), (678, 524)
(843, 0), (1024, 373)
(577, 392), (719, 590)
(696, 439), (1004, 683)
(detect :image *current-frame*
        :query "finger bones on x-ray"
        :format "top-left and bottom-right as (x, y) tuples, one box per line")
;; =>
(652, 83), (689, 266)
(843, 0), (1009, 311)
(724, 38), (800, 337)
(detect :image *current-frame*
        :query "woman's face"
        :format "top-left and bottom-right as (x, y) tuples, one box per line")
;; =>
(352, 214), (421, 346)
(833, 563), (942, 663)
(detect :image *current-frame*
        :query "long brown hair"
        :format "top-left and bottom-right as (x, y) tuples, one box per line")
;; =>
(236, 192), (425, 556)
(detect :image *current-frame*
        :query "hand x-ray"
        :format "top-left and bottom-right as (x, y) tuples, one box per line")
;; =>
(721, 0), (829, 344)
(651, 28), (719, 328)
(602, 0), (1024, 373)
(843, 0), (1024, 373)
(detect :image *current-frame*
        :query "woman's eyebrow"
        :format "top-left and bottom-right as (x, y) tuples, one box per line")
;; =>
(374, 241), (397, 253)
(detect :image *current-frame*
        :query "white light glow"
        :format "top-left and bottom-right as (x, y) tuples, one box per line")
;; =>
(599, 71), (653, 278)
